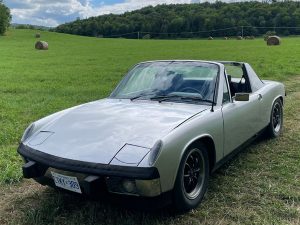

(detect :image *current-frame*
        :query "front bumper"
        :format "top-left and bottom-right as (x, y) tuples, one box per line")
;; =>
(18, 143), (162, 197)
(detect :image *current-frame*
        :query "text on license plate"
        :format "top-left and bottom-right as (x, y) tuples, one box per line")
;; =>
(51, 171), (82, 194)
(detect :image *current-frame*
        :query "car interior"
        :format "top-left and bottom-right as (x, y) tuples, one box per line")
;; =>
(162, 74), (216, 101)
(151, 63), (252, 102)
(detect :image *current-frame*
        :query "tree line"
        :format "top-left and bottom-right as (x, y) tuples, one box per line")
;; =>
(13, 24), (50, 31)
(0, 0), (11, 35)
(54, 1), (300, 39)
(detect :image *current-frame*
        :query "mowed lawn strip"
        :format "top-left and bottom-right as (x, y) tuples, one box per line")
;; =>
(0, 29), (299, 224)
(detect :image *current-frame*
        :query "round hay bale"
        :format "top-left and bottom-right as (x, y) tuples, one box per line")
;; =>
(142, 34), (151, 39)
(267, 36), (281, 46)
(35, 33), (41, 38)
(35, 41), (48, 50)
(208, 36), (213, 40)
(236, 36), (243, 40)
(224, 37), (228, 40)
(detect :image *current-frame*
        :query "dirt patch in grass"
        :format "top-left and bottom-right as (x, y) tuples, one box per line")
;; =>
(0, 77), (299, 225)
(0, 180), (45, 224)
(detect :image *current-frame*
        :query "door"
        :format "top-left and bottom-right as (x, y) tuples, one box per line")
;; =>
(222, 93), (261, 156)
(221, 63), (262, 156)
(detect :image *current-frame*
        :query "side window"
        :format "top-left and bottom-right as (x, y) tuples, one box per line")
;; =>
(223, 74), (230, 104)
(225, 64), (244, 79)
(223, 63), (252, 93)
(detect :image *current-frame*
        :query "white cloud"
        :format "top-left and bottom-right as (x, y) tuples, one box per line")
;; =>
(9, 0), (92, 26)
(79, 0), (197, 18)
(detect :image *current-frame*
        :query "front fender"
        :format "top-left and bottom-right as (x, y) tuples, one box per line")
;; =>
(152, 107), (223, 193)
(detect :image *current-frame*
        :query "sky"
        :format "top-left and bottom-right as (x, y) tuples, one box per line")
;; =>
(4, 0), (246, 27)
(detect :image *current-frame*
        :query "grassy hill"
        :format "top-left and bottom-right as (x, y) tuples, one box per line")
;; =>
(0, 29), (299, 224)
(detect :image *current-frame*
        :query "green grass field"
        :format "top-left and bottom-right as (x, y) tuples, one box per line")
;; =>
(0, 29), (299, 224)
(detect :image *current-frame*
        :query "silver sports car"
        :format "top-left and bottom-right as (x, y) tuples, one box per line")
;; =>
(18, 60), (285, 211)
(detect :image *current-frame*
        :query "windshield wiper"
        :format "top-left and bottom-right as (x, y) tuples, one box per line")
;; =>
(180, 96), (214, 104)
(150, 94), (214, 104)
(130, 93), (155, 101)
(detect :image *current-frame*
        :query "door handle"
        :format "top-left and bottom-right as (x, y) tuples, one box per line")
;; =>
(258, 94), (263, 101)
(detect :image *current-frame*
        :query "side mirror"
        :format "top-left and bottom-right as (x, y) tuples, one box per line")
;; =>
(234, 93), (249, 101)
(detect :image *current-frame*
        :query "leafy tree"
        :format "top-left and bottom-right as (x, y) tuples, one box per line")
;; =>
(0, 0), (11, 35)
(55, 1), (300, 39)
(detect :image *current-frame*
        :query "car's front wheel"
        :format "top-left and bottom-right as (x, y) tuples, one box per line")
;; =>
(173, 144), (209, 211)
(267, 98), (283, 138)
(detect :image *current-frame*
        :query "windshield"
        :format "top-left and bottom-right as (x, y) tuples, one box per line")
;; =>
(110, 61), (219, 104)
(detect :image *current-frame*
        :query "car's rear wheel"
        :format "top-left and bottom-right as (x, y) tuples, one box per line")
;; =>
(173, 144), (209, 211)
(267, 98), (283, 138)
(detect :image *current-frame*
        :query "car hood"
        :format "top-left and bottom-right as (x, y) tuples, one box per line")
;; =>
(26, 99), (209, 164)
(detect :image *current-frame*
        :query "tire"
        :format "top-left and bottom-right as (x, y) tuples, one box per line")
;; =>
(173, 143), (209, 212)
(266, 98), (283, 138)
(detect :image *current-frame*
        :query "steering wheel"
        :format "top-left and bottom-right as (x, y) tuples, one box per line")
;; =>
(178, 87), (203, 97)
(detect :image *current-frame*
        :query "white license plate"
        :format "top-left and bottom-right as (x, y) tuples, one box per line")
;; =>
(51, 171), (82, 194)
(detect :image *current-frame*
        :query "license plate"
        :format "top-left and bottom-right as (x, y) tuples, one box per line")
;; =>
(51, 171), (82, 194)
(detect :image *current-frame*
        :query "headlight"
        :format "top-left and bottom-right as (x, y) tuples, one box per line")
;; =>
(28, 131), (54, 146)
(112, 144), (150, 165)
(148, 140), (163, 166)
(21, 123), (35, 142)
